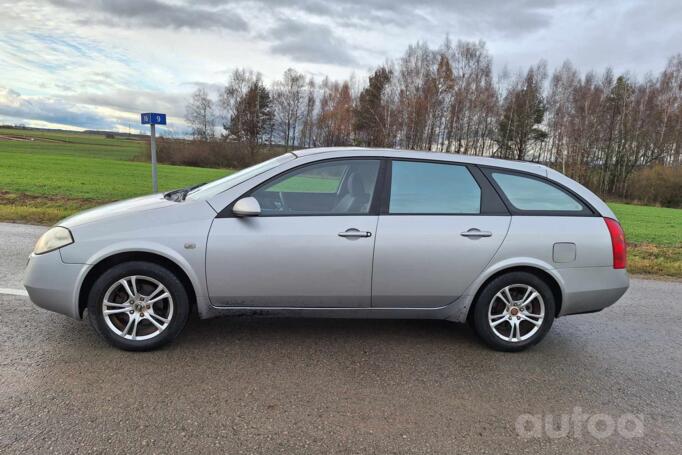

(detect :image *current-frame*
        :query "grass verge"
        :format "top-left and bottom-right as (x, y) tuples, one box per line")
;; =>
(626, 243), (682, 278)
(0, 191), (108, 225)
(608, 203), (682, 278)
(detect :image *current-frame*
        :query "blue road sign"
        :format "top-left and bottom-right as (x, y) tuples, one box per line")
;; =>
(141, 113), (167, 125)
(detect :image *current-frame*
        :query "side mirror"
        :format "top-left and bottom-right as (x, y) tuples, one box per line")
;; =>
(232, 197), (261, 217)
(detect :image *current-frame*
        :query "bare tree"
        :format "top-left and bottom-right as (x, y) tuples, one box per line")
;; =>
(316, 79), (354, 146)
(495, 62), (548, 160)
(185, 88), (215, 141)
(227, 81), (273, 161)
(298, 78), (317, 148)
(354, 66), (393, 147)
(190, 40), (682, 205)
(272, 68), (306, 151)
(220, 68), (260, 136)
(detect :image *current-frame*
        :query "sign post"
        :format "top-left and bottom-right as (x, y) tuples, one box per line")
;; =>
(141, 113), (167, 193)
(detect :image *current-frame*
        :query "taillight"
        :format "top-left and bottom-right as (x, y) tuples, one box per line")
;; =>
(604, 218), (627, 269)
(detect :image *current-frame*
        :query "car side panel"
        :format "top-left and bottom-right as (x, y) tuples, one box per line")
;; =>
(371, 216), (511, 308)
(205, 216), (378, 308)
(441, 215), (627, 323)
(490, 216), (613, 268)
(57, 199), (217, 318)
(554, 267), (629, 315)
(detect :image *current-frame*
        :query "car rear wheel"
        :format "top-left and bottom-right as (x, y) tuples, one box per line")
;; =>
(472, 271), (555, 352)
(87, 261), (190, 351)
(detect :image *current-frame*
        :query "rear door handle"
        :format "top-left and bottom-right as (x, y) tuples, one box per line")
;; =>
(460, 228), (492, 238)
(338, 228), (372, 238)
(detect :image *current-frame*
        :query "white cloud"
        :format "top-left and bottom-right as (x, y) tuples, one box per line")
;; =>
(0, 0), (679, 131)
(0, 87), (111, 129)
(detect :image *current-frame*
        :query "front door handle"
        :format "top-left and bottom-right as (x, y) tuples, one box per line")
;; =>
(460, 228), (492, 238)
(338, 228), (372, 238)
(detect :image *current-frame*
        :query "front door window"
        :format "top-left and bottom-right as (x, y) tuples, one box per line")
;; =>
(251, 160), (381, 215)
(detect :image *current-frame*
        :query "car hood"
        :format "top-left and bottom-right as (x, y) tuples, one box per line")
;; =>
(58, 194), (177, 228)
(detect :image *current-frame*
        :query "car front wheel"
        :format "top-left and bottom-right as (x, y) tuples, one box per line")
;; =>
(87, 261), (190, 351)
(472, 271), (555, 352)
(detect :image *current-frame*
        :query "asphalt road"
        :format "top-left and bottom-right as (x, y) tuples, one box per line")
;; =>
(0, 222), (680, 454)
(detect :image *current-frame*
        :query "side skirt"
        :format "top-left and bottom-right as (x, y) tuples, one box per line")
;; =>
(199, 296), (469, 322)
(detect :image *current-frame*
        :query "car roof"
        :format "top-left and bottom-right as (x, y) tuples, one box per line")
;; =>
(291, 147), (549, 177)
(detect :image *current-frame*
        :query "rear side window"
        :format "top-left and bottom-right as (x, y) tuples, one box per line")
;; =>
(389, 161), (481, 214)
(491, 172), (585, 212)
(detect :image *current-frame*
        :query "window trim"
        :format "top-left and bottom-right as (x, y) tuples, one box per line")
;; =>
(479, 165), (599, 217)
(216, 157), (387, 218)
(381, 158), (509, 216)
(216, 155), (596, 218)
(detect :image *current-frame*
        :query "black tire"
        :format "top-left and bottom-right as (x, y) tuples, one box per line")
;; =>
(472, 271), (555, 352)
(87, 261), (190, 351)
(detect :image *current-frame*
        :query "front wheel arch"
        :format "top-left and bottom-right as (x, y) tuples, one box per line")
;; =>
(78, 252), (197, 318)
(466, 266), (563, 324)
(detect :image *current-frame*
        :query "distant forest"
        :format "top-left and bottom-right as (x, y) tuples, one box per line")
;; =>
(182, 38), (682, 206)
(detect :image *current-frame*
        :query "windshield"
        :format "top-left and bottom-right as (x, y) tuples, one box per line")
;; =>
(187, 153), (296, 199)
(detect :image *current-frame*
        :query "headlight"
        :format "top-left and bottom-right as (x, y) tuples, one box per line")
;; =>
(34, 227), (74, 255)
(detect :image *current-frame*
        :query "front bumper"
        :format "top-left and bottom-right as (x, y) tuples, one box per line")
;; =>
(557, 267), (629, 316)
(23, 250), (87, 319)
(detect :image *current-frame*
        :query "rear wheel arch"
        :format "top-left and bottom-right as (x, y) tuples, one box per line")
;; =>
(78, 252), (197, 318)
(467, 266), (563, 322)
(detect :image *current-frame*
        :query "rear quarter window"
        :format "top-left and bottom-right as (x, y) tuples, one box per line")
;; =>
(490, 172), (588, 213)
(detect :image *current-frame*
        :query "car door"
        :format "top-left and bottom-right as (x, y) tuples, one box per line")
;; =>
(206, 158), (382, 308)
(371, 160), (511, 308)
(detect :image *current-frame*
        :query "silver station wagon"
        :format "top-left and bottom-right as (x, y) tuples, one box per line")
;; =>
(24, 148), (629, 351)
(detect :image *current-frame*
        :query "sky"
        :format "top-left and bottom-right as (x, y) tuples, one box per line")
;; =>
(1, 0), (680, 134)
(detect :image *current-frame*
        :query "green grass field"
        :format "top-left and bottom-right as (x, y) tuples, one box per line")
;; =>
(0, 127), (144, 160)
(608, 202), (682, 245)
(0, 148), (229, 199)
(1, 128), (680, 277)
(0, 128), (231, 224)
(608, 203), (682, 278)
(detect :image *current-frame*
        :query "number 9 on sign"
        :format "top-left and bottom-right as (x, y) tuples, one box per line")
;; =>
(140, 113), (166, 125)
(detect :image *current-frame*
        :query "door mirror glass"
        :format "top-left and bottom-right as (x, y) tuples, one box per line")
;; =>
(232, 197), (261, 217)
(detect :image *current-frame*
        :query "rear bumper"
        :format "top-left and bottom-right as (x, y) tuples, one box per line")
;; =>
(23, 250), (86, 319)
(556, 267), (629, 316)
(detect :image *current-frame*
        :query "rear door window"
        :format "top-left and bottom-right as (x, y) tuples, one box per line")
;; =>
(389, 161), (481, 214)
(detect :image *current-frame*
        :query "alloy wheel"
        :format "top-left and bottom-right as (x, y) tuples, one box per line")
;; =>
(101, 275), (174, 341)
(487, 284), (545, 342)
